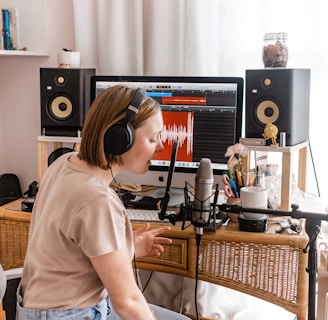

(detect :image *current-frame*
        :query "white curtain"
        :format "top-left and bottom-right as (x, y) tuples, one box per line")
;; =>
(73, 0), (247, 76)
(72, 4), (328, 318)
(73, 0), (328, 200)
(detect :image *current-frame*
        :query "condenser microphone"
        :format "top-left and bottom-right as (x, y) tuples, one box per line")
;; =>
(192, 158), (214, 239)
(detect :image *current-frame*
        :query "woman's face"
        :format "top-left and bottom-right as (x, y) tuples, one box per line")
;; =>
(120, 111), (164, 174)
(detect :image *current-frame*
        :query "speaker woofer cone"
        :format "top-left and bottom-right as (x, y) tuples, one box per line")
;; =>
(256, 100), (279, 124)
(49, 96), (73, 121)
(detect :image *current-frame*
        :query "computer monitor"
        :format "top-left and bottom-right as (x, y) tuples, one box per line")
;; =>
(90, 76), (244, 190)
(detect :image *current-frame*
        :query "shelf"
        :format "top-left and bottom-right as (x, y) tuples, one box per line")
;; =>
(0, 50), (48, 57)
(1, 0), (48, 56)
(37, 136), (81, 183)
(37, 135), (81, 144)
(244, 141), (309, 210)
(244, 140), (309, 153)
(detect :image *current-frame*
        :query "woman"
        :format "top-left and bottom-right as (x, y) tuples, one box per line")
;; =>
(17, 86), (190, 320)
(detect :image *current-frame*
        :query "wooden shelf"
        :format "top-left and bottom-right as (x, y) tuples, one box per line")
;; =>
(244, 141), (309, 210)
(0, 50), (48, 57)
(1, 0), (48, 56)
(37, 136), (81, 183)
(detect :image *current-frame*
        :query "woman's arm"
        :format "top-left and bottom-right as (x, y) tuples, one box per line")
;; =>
(90, 246), (156, 320)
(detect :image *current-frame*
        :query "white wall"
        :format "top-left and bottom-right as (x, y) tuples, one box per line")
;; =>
(0, 0), (75, 192)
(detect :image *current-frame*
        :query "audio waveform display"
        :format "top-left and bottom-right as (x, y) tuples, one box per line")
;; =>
(161, 96), (206, 105)
(156, 111), (194, 162)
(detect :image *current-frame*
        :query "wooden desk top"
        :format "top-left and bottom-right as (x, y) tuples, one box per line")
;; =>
(2, 198), (307, 245)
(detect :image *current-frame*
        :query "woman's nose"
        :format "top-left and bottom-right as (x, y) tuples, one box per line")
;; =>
(157, 139), (164, 152)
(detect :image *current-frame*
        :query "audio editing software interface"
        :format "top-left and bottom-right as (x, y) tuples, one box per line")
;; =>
(93, 78), (242, 174)
(147, 83), (238, 172)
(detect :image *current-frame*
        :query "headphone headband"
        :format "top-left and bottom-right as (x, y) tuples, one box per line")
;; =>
(104, 87), (145, 156)
(123, 88), (144, 124)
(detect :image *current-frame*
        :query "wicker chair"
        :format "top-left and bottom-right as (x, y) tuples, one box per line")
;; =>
(0, 268), (22, 320)
(0, 263), (6, 320)
(0, 304), (5, 320)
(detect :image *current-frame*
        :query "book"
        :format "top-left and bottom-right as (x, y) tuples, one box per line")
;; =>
(9, 8), (19, 50)
(1, 7), (19, 50)
(2, 9), (12, 50)
(0, 5), (3, 50)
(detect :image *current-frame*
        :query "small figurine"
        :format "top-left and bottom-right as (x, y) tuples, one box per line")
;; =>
(262, 122), (278, 146)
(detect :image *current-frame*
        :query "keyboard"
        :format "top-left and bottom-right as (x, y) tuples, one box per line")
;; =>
(126, 208), (176, 222)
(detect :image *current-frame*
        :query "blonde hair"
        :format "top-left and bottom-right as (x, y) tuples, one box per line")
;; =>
(78, 85), (160, 169)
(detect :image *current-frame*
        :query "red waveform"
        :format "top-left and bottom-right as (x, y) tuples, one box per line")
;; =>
(155, 111), (194, 161)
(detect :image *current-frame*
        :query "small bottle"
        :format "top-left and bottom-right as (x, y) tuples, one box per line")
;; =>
(262, 32), (288, 68)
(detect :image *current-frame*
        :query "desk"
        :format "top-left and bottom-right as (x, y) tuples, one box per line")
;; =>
(0, 199), (309, 320)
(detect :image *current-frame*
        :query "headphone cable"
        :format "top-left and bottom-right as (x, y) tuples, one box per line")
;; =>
(109, 165), (155, 292)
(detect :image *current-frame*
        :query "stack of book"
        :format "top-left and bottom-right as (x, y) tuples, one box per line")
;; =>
(0, 7), (18, 50)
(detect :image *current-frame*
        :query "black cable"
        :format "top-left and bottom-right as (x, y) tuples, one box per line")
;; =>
(194, 233), (202, 320)
(308, 139), (320, 197)
(111, 166), (155, 293)
(111, 166), (140, 288)
(141, 270), (154, 293)
(303, 224), (321, 253)
(133, 255), (139, 287)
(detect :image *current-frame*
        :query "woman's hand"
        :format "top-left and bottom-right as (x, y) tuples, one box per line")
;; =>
(133, 223), (172, 258)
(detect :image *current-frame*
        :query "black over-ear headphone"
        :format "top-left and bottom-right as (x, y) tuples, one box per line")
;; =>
(104, 88), (144, 156)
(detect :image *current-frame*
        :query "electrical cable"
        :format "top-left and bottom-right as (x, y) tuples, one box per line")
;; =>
(179, 276), (186, 314)
(308, 139), (320, 197)
(194, 234), (202, 320)
(110, 165), (155, 293)
(132, 255), (140, 287)
(141, 270), (154, 294)
(110, 166), (140, 288)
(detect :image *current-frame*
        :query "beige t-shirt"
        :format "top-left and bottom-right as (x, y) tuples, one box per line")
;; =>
(21, 153), (134, 309)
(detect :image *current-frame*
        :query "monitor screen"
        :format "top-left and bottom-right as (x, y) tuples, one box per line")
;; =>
(90, 76), (244, 189)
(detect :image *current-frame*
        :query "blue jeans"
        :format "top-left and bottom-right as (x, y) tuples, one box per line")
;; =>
(16, 283), (190, 320)
(16, 283), (108, 319)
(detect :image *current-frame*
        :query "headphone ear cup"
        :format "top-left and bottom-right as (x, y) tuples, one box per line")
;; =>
(104, 122), (134, 156)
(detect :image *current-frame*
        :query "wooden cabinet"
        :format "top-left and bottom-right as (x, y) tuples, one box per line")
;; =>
(0, 0), (47, 56)
(243, 140), (309, 210)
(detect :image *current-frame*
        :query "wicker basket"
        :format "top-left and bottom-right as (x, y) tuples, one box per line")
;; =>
(0, 199), (30, 271)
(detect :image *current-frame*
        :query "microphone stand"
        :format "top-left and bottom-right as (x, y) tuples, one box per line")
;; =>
(220, 203), (327, 320)
(181, 183), (219, 233)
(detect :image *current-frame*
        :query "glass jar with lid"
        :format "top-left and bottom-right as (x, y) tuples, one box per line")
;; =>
(262, 32), (288, 68)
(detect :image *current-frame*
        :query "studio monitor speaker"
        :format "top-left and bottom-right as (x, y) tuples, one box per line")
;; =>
(40, 68), (96, 136)
(245, 68), (310, 146)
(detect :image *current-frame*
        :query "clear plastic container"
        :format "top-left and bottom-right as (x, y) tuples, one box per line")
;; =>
(262, 32), (288, 68)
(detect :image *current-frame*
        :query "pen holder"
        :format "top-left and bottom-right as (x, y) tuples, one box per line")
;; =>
(224, 197), (241, 222)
